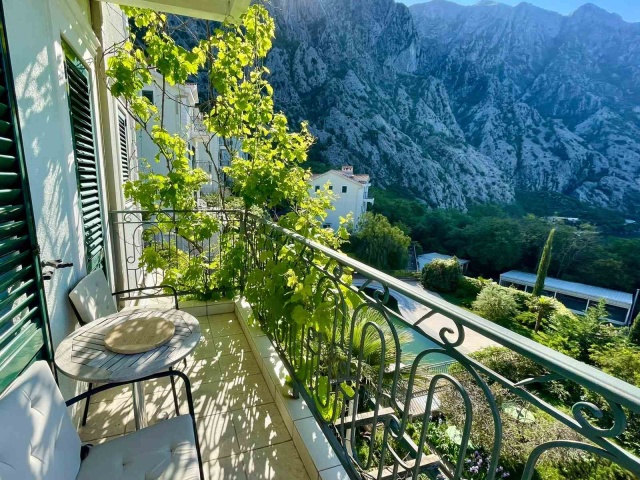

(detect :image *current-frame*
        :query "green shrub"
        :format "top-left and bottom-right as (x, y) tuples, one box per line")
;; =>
(470, 346), (545, 381)
(508, 288), (531, 311)
(453, 276), (484, 299)
(515, 311), (537, 329)
(630, 313), (640, 346)
(420, 257), (463, 293)
(472, 283), (519, 323)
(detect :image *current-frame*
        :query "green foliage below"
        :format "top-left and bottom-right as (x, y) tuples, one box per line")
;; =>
(472, 284), (519, 323)
(532, 228), (555, 297)
(420, 257), (463, 293)
(515, 191), (639, 233)
(371, 187), (640, 292)
(630, 314), (640, 346)
(345, 212), (411, 270)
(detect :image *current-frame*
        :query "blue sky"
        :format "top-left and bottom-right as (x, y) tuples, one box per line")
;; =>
(398, 0), (640, 22)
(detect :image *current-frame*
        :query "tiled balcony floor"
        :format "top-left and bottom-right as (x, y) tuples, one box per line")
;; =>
(76, 311), (310, 480)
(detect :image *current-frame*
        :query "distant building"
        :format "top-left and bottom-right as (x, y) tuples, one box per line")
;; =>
(499, 270), (635, 325)
(138, 75), (239, 198)
(417, 253), (470, 274)
(138, 73), (201, 177)
(310, 166), (374, 230)
(546, 216), (580, 224)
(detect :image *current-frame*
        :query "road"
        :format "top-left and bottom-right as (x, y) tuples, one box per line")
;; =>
(352, 277), (499, 354)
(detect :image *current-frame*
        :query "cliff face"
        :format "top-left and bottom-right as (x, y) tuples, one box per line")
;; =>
(266, 0), (515, 209)
(172, 0), (640, 212)
(410, 1), (640, 212)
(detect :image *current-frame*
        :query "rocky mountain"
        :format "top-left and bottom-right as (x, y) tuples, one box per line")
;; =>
(263, 0), (640, 212)
(409, 0), (640, 212)
(172, 0), (640, 212)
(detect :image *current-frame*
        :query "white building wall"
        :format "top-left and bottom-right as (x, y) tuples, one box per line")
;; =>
(93, 2), (141, 290)
(4, 0), (127, 399)
(195, 139), (220, 196)
(137, 77), (199, 176)
(309, 170), (369, 230)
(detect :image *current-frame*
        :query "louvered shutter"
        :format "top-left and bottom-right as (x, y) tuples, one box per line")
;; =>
(64, 52), (105, 274)
(118, 112), (129, 182)
(0, 8), (52, 392)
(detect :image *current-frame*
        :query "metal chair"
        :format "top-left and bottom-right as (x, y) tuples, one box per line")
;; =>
(68, 269), (182, 426)
(0, 361), (204, 480)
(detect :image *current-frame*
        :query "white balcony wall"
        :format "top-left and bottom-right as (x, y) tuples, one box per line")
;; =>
(4, 0), (129, 398)
(137, 77), (199, 176)
(309, 170), (370, 230)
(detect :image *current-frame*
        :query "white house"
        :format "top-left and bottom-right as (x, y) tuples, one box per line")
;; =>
(137, 73), (200, 177)
(137, 75), (237, 199)
(0, 0), (248, 400)
(310, 166), (374, 230)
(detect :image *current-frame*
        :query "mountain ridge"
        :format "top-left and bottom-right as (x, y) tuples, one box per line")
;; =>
(170, 0), (640, 213)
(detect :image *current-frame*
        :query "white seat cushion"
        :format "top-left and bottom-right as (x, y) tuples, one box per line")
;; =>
(0, 362), (81, 480)
(69, 269), (118, 325)
(76, 415), (200, 480)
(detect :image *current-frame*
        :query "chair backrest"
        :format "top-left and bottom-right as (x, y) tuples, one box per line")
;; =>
(0, 361), (81, 480)
(69, 269), (118, 325)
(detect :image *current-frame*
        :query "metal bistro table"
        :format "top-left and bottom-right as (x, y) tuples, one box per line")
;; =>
(55, 308), (201, 430)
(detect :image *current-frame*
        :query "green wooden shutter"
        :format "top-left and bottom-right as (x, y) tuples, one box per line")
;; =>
(64, 49), (105, 273)
(0, 6), (53, 392)
(118, 112), (129, 183)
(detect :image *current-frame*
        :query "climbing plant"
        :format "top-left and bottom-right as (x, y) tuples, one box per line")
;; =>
(105, 4), (352, 319)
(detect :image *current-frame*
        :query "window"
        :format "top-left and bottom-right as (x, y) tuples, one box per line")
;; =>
(604, 305), (629, 324)
(141, 90), (154, 104)
(64, 44), (105, 274)
(0, 13), (52, 392)
(322, 223), (332, 229)
(341, 186), (347, 193)
(314, 185), (320, 192)
(118, 112), (129, 183)
(555, 293), (589, 313)
(328, 185), (333, 191)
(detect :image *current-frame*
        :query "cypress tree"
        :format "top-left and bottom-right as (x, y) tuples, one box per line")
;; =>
(533, 228), (555, 297)
(630, 313), (640, 346)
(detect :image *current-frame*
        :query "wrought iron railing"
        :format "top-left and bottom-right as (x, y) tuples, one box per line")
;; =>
(110, 209), (640, 480)
(109, 209), (244, 295)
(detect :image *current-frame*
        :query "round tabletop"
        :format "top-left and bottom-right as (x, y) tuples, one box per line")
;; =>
(55, 309), (201, 383)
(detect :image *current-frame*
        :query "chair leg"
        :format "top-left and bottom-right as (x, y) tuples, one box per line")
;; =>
(169, 367), (180, 416)
(81, 383), (92, 426)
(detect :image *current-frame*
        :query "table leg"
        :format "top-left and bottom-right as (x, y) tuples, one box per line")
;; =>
(132, 381), (147, 430)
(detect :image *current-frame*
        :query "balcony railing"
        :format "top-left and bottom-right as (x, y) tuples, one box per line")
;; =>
(110, 209), (640, 480)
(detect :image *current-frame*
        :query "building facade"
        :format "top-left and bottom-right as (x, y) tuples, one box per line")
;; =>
(137, 74), (200, 177)
(310, 166), (374, 230)
(0, 0), (249, 399)
(500, 270), (636, 325)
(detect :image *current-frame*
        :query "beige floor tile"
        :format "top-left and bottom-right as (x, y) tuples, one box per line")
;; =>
(193, 333), (222, 360)
(218, 352), (262, 380)
(208, 312), (237, 322)
(197, 317), (216, 337)
(88, 384), (132, 405)
(208, 333), (252, 357)
(181, 357), (224, 385)
(142, 376), (175, 398)
(204, 455), (247, 480)
(197, 413), (241, 461)
(79, 399), (134, 442)
(231, 404), (291, 452)
(242, 442), (310, 480)
(209, 317), (244, 338)
(189, 374), (275, 417)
